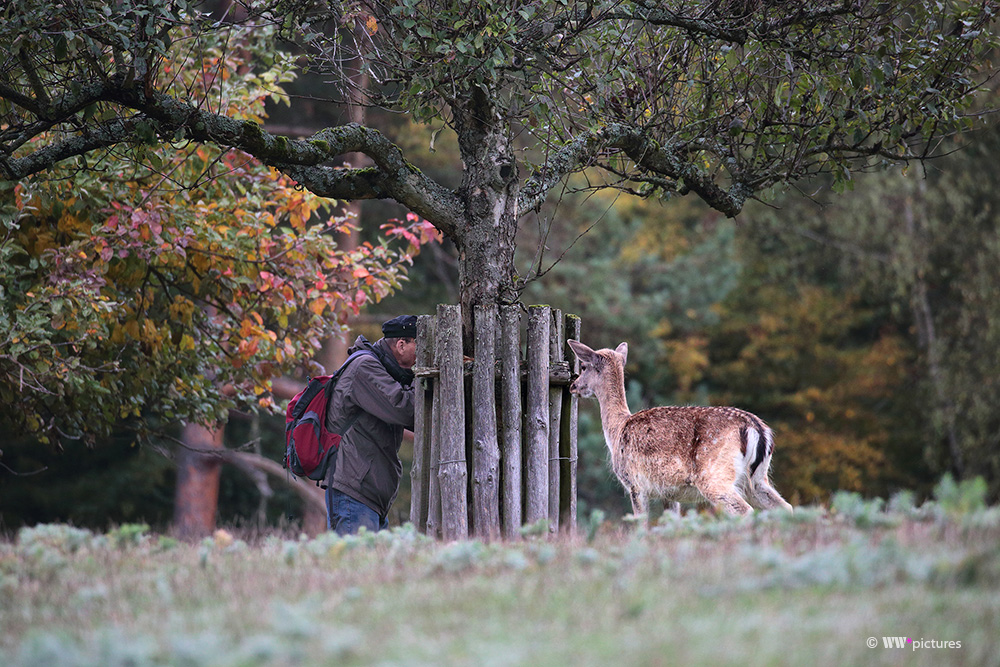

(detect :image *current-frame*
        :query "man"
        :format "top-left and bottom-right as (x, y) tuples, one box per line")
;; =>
(324, 315), (417, 535)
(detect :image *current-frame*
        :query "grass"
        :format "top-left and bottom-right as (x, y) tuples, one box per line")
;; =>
(2, 482), (999, 666)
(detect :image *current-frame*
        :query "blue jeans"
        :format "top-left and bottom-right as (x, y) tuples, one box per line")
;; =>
(326, 488), (388, 535)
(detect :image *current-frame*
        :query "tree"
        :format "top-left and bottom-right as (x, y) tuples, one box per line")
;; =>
(0, 21), (436, 446)
(819, 126), (1000, 499)
(2, 0), (996, 344)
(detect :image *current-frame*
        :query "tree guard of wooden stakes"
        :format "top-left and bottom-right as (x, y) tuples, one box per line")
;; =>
(410, 305), (580, 540)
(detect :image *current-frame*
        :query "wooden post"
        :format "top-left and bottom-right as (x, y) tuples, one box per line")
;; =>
(560, 314), (581, 535)
(436, 304), (468, 540)
(410, 315), (435, 532)
(471, 305), (500, 540)
(499, 305), (523, 540)
(427, 371), (443, 539)
(547, 308), (565, 533)
(525, 305), (550, 526)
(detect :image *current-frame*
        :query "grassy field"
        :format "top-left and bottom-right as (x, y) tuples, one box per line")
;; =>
(2, 481), (999, 666)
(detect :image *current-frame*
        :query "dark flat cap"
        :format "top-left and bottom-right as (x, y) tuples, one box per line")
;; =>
(382, 314), (417, 338)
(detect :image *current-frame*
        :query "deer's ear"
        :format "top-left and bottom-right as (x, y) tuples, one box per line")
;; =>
(567, 339), (595, 363)
(615, 342), (628, 365)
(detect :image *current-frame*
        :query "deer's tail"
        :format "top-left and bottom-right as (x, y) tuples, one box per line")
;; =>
(740, 417), (775, 489)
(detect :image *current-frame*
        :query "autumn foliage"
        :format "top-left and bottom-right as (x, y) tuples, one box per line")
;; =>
(0, 25), (438, 445)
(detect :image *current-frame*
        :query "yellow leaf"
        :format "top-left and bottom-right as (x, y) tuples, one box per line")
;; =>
(309, 298), (326, 315)
(123, 319), (141, 339)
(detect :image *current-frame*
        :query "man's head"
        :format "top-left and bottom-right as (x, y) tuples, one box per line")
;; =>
(382, 315), (417, 370)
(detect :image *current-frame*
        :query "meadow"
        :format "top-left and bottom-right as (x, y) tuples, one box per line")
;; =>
(2, 478), (998, 667)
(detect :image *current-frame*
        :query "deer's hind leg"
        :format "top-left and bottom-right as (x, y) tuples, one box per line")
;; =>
(701, 488), (752, 516)
(696, 459), (752, 516)
(747, 451), (793, 511)
(629, 488), (651, 526)
(751, 481), (793, 512)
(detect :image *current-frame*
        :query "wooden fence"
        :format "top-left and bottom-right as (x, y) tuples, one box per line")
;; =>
(409, 304), (581, 541)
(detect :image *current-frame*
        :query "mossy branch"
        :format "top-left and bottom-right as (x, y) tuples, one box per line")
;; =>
(1, 83), (464, 240)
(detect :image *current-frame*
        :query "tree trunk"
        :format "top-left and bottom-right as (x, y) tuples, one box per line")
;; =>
(902, 180), (964, 479)
(173, 422), (224, 539)
(452, 88), (519, 350)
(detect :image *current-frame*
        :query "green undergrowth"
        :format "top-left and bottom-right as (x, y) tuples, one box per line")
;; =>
(2, 478), (999, 666)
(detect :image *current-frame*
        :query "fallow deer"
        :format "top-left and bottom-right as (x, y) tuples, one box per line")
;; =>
(568, 340), (792, 520)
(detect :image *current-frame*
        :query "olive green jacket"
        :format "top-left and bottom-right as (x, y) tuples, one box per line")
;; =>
(324, 337), (415, 518)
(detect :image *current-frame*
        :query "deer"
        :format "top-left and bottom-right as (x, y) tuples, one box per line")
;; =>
(568, 340), (792, 522)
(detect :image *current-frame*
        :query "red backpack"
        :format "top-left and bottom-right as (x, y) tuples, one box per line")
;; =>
(283, 350), (372, 482)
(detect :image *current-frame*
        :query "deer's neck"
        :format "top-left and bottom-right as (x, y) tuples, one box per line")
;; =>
(597, 374), (632, 453)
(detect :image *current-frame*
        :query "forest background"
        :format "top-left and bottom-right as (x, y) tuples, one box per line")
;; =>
(2, 2), (1000, 535)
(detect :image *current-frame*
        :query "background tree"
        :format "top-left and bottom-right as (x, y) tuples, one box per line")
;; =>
(2, 0), (996, 343)
(520, 186), (738, 400)
(789, 125), (1000, 500)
